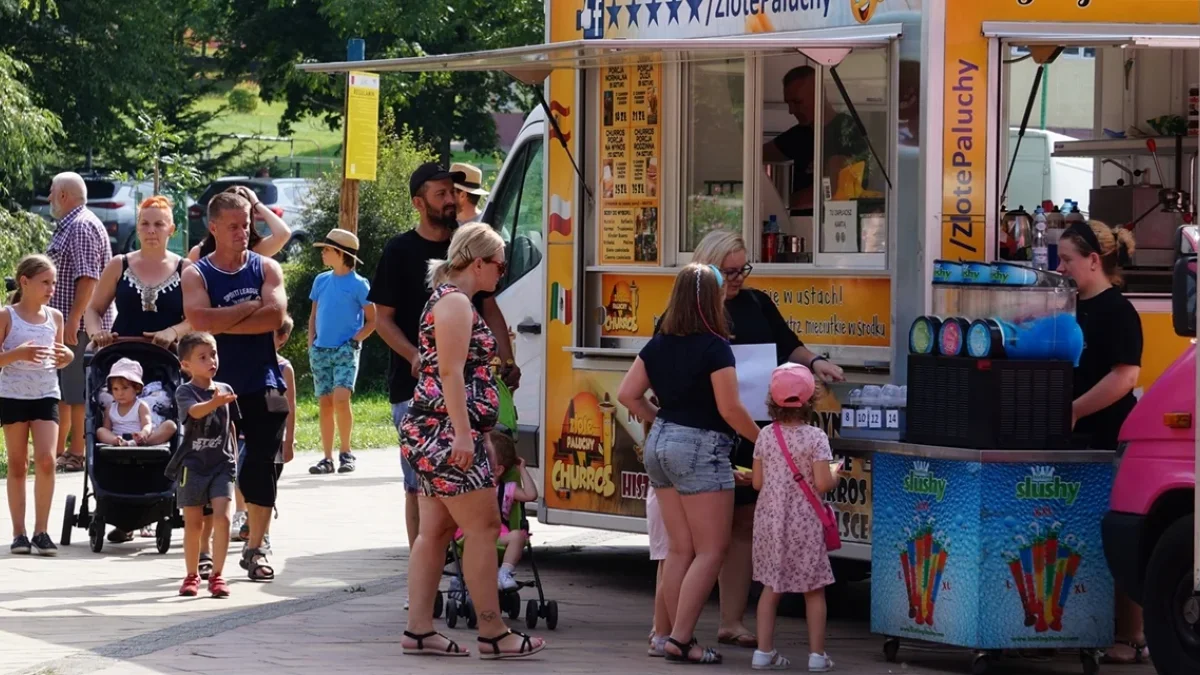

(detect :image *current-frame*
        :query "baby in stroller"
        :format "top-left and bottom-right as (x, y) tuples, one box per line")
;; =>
(96, 357), (177, 448)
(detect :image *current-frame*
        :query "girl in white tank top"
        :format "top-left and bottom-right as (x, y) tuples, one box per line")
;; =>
(1, 254), (69, 556)
(0, 300), (61, 401)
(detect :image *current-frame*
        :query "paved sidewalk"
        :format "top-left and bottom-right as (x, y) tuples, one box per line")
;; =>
(2, 452), (1153, 675)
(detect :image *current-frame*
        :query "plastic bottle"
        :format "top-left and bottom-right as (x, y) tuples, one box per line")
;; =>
(1032, 207), (1049, 271)
(768, 214), (778, 233)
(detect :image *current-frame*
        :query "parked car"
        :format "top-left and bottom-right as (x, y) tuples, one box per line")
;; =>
(187, 177), (314, 259)
(31, 177), (154, 254)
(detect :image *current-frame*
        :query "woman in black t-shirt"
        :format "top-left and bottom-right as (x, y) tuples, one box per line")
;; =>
(692, 231), (845, 647)
(618, 263), (761, 665)
(1056, 219), (1145, 664)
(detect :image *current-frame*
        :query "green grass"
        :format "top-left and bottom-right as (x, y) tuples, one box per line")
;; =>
(197, 91), (343, 178)
(0, 392), (397, 478)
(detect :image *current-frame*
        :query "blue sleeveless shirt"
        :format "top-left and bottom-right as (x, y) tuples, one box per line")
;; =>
(195, 252), (285, 396)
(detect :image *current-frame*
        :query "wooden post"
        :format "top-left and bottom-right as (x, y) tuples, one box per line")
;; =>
(339, 38), (366, 234)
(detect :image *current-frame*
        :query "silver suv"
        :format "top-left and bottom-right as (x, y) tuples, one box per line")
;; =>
(31, 177), (154, 254)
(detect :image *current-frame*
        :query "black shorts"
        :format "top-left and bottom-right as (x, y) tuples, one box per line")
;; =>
(0, 397), (60, 426)
(236, 388), (289, 508)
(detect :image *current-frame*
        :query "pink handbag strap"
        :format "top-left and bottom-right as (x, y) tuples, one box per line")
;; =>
(771, 423), (833, 526)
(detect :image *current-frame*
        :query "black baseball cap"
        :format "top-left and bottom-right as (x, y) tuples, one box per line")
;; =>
(409, 162), (466, 198)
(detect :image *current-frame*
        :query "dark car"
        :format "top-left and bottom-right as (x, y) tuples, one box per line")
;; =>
(187, 178), (312, 258)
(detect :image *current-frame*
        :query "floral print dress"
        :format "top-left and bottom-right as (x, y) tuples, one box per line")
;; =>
(399, 283), (501, 498)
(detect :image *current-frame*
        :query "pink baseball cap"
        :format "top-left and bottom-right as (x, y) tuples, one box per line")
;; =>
(769, 363), (815, 407)
(107, 357), (144, 388)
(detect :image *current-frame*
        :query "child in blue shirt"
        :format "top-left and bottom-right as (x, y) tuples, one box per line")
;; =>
(307, 229), (375, 475)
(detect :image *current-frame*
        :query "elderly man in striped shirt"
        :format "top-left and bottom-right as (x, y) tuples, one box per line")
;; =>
(46, 172), (113, 472)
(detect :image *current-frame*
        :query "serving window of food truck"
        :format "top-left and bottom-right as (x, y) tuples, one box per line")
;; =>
(983, 22), (1199, 388)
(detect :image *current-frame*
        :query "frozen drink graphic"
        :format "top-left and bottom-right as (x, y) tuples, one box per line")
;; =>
(1009, 523), (1086, 634)
(899, 517), (949, 626)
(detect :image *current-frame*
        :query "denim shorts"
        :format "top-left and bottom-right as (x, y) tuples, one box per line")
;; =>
(392, 401), (419, 494)
(642, 418), (736, 496)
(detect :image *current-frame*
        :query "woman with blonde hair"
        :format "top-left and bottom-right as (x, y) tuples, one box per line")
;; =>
(690, 230), (845, 649)
(398, 223), (546, 660)
(1056, 219), (1146, 665)
(619, 263), (761, 664)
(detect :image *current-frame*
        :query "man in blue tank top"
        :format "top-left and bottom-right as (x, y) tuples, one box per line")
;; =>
(182, 190), (288, 582)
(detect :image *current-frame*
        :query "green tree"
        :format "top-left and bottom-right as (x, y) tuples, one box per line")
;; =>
(282, 122), (436, 392)
(0, 49), (61, 203)
(216, 0), (542, 163)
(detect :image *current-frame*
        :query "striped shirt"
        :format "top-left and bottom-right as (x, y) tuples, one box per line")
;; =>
(47, 206), (113, 333)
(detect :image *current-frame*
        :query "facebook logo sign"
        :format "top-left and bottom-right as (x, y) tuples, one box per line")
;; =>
(577, 0), (605, 39)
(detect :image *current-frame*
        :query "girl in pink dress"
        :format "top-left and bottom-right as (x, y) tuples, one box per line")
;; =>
(751, 364), (840, 671)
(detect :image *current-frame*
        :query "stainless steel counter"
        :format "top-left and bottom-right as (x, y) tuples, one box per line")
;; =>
(830, 438), (1115, 464)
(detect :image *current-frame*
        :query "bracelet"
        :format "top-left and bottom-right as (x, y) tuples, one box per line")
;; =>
(808, 355), (829, 370)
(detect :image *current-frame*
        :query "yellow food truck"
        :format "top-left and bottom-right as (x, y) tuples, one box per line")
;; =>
(299, 0), (1198, 574)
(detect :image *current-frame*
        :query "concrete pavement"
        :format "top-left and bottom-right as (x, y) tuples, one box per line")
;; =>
(1, 451), (1153, 675)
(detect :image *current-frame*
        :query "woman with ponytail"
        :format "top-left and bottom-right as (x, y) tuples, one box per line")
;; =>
(398, 223), (546, 660)
(1056, 219), (1146, 664)
(618, 263), (760, 664)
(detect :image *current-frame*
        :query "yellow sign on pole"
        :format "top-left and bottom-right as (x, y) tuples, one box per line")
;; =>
(344, 71), (380, 181)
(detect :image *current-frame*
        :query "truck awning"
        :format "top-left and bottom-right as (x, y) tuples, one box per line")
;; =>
(295, 23), (902, 82)
(982, 22), (1200, 49)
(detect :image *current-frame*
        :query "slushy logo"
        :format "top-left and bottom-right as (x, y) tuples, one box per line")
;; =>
(1016, 466), (1081, 506)
(903, 461), (947, 502)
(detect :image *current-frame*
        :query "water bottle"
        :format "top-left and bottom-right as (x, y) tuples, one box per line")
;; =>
(1032, 207), (1049, 271)
(768, 214), (778, 232)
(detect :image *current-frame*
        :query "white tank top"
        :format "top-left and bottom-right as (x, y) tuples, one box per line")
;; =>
(0, 306), (60, 400)
(109, 400), (145, 436)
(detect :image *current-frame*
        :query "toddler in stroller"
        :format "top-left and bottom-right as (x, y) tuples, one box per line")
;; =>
(441, 431), (559, 630)
(60, 341), (184, 553)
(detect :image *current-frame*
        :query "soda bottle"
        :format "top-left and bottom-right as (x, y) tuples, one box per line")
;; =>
(1032, 207), (1049, 271)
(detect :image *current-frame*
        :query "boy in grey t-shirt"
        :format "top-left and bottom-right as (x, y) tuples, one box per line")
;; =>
(167, 332), (239, 598)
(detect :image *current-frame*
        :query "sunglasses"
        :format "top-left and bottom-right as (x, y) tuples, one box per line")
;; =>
(485, 258), (507, 277)
(721, 264), (753, 280)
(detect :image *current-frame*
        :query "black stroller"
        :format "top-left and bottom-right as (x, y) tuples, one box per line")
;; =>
(60, 340), (184, 553)
(437, 499), (559, 631)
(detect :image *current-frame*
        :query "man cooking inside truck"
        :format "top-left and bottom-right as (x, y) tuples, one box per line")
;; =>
(762, 66), (867, 213)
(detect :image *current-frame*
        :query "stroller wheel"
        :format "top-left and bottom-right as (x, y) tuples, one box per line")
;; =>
(526, 599), (540, 629)
(465, 599), (477, 630)
(433, 591), (444, 619)
(505, 592), (522, 620)
(155, 520), (172, 554)
(546, 600), (559, 631)
(445, 598), (459, 629)
(60, 494), (76, 546)
(89, 521), (104, 554)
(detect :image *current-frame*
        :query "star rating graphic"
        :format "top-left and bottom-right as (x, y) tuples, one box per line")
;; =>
(684, 0), (703, 23)
(626, 0), (642, 26)
(666, 0), (682, 24)
(606, 1), (623, 28)
(645, 0), (662, 25)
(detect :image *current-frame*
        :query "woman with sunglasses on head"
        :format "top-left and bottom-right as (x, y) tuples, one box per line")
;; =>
(397, 223), (545, 661)
(618, 263), (761, 665)
(1056, 219), (1146, 665)
(690, 230), (845, 649)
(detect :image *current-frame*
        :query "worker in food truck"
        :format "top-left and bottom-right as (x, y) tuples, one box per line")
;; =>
(691, 230), (845, 648)
(1055, 219), (1146, 665)
(761, 66), (867, 213)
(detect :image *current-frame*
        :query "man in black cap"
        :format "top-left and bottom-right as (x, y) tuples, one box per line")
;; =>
(367, 163), (518, 607)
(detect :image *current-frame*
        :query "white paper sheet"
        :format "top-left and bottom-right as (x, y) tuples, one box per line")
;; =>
(731, 343), (777, 422)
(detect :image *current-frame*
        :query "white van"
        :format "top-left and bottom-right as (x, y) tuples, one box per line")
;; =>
(1004, 128), (1094, 214)
(480, 108), (547, 477)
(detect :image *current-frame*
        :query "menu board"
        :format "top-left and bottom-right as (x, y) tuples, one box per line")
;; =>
(599, 60), (661, 265)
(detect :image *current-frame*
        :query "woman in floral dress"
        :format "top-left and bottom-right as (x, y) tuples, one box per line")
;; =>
(398, 223), (545, 661)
